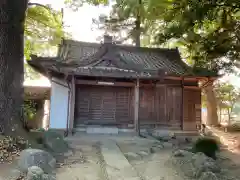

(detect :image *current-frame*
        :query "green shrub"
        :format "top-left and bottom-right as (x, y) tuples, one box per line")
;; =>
(192, 137), (220, 159)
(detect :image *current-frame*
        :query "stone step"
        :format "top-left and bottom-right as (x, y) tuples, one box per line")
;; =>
(101, 141), (141, 180)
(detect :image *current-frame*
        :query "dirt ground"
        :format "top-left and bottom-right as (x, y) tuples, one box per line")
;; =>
(1, 134), (240, 180)
(117, 140), (190, 180)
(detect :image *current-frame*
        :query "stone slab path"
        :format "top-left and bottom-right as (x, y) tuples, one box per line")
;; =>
(101, 140), (140, 180)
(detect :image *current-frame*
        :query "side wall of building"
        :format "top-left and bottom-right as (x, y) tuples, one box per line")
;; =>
(49, 78), (70, 129)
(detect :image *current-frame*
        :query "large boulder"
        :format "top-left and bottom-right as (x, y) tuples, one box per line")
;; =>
(192, 152), (220, 177)
(171, 150), (220, 178)
(27, 166), (44, 180)
(43, 130), (69, 154)
(18, 149), (56, 174)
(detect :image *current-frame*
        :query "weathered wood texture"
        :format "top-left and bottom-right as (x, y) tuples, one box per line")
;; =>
(73, 79), (200, 130)
(75, 85), (133, 127)
(183, 88), (201, 131)
(139, 84), (182, 129)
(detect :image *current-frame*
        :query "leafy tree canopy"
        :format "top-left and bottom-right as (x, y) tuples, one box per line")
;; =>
(24, 3), (65, 80)
(153, 0), (240, 74)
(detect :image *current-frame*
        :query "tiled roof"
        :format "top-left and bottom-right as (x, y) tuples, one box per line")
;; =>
(29, 39), (198, 78)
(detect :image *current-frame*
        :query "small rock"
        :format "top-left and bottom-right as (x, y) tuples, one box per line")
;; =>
(173, 150), (193, 157)
(124, 152), (140, 160)
(199, 171), (218, 180)
(152, 130), (173, 141)
(63, 150), (73, 157)
(42, 174), (56, 180)
(137, 151), (149, 156)
(157, 144), (164, 149)
(176, 136), (192, 144)
(27, 166), (44, 180)
(163, 142), (173, 148)
(150, 146), (162, 153)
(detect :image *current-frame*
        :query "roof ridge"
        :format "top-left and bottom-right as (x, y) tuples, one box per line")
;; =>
(61, 39), (179, 52)
(62, 39), (101, 47)
(116, 44), (179, 52)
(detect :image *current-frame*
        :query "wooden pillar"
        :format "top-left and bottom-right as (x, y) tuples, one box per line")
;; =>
(69, 76), (76, 133)
(134, 79), (140, 135)
(181, 77), (184, 130)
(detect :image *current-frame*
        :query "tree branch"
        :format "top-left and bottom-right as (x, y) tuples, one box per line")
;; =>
(28, 3), (51, 10)
(27, 2), (61, 32)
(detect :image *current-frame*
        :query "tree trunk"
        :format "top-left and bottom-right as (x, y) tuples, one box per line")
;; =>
(203, 83), (219, 126)
(134, 0), (141, 47)
(135, 18), (141, 47)
(0, 0), (28, 135)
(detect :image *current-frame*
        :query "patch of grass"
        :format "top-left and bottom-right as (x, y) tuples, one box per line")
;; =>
(192, 137), (220, 159)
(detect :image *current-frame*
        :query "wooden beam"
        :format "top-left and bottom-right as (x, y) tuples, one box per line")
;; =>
(134, 79), (140, 136)
(75, 79), (135, 87)
(165, 76), (217, 81)
(184, 86), (201, 90)
(69, 76), (75, 133)
(165, 76), (198, 81)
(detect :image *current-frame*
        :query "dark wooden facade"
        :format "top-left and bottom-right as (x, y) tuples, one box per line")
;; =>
(75, 85), (133, 126)
(72, 78), (202, 131)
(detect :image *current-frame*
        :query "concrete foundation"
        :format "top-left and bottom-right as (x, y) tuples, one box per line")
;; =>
(86, 126), (119, 134)
(74, 126), (199, 137)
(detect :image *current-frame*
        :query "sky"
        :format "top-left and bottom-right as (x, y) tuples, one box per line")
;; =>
(34, 0), (111, 42)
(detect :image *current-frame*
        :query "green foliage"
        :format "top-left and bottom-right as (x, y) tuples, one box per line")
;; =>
(193, 138), (220, 159)
(25, 4), (64, 59)
(215, 82), (240, 122)
(154, 0), (240, 73)
(23, 100), (37, 121)
(24, 4), (66, 80)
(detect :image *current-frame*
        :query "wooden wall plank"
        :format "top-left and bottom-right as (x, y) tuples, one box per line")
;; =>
(75, 85), (133, 127)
